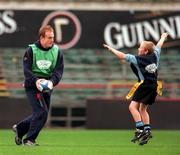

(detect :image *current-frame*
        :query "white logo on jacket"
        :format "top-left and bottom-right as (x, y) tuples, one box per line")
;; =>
(145, 63), (157, 73)
(37, 60), (52, 69)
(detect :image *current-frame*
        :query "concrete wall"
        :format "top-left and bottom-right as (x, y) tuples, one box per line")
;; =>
(1, 97), (180, 129)
(86, 98), (180, 129)
(0, 97), (31, 129)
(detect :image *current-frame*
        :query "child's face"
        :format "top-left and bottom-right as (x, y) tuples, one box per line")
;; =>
(138, 42), (148, 55)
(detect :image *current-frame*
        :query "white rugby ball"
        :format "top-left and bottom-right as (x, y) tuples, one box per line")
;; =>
(37, 79), (53, 92)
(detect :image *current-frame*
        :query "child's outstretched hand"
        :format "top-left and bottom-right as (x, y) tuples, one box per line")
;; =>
(103, 44), (111, 50)
(161, 32), (168, 39)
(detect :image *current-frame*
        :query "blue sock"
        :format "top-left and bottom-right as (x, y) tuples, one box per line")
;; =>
(135, 121), (144, 130)
(144, 124), (151, 131)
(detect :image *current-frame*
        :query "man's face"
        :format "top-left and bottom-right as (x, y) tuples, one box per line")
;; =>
(40, 30), (54, 48)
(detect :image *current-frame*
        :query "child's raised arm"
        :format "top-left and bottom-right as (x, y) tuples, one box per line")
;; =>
(156, 32), (168, 48)
(103, 44), (126, 60)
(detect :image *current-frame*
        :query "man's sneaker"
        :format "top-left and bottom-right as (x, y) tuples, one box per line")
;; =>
(23, 140), (39, 146)
(139, 130), (153, 145)
(131, 130), (145, 143)
(12, 124), (22, 145)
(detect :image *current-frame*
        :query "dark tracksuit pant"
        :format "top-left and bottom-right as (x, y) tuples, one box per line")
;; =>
(16, 88), (51, 142)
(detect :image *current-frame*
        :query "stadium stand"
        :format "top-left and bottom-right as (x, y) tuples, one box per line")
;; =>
(0, 49), (24, 97)
(0, 47), (180, 102)
(0, 0), (179, 2)
(0, 55), (10, 97)
(0, 0), (180, 129)
(0, 46), (180, 128)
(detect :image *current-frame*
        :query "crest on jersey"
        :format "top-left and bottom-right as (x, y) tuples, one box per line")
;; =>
(145, 63), (157, 73)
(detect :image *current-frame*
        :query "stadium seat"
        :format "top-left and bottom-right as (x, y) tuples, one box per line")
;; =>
(0, 48), (180, 101)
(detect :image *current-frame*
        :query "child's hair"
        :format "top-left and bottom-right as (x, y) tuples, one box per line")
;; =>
(141, 41), (155, 54)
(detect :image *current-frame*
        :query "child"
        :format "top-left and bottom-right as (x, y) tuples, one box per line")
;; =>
(103, 32), (168, 145)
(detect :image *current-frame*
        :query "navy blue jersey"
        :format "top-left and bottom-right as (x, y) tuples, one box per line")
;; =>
(125, 46), (161, 83)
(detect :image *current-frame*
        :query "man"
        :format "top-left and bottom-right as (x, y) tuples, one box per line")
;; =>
(103, 32), (168, 145)
(13, 25), (64, 146)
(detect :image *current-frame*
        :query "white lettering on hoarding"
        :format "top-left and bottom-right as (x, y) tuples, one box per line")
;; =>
(104, 15), (180, 49)
(0, 11), (17, 35)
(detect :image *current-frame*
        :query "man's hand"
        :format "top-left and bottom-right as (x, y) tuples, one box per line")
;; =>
(36, 79), (53, 92)
(36, 79), (45, 91)
(47, 80), (53, 90)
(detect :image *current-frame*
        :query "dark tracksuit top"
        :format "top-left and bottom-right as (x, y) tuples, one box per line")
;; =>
(23, 40), (64, 89)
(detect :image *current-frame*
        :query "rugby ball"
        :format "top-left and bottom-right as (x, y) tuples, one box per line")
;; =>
(36, 79), (53, 92)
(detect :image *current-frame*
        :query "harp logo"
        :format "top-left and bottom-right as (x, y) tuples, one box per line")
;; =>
(42, 11), (81, 50)
(37, 60), (52, 69)
(145, 63), (157, 73)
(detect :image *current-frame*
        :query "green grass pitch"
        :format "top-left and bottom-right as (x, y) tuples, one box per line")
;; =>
(0, 129), (180, 155)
